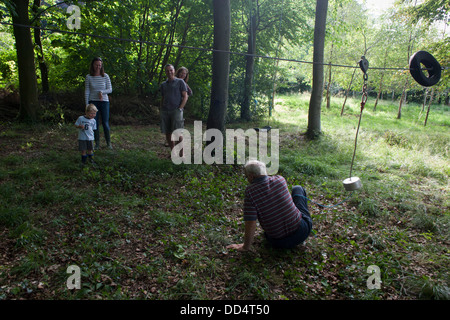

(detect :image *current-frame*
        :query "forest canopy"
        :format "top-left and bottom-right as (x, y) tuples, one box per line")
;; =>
(0, 0), (448, 123)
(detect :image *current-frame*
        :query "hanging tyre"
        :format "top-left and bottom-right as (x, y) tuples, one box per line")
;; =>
(409, 51), (441, 87)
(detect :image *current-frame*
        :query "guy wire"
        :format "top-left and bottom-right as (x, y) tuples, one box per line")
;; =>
(3, 21), (448, 72)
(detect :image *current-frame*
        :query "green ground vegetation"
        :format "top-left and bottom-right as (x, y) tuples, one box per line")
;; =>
(0, 94), (448, 300)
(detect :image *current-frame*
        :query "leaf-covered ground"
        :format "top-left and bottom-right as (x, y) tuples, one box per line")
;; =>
(0, 100), (449, 301)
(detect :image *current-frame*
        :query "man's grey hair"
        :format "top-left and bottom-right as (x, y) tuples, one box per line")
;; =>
(244, 160), (267, 176)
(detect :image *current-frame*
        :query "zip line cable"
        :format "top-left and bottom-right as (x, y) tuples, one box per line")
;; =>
(2, 21), (448, 73)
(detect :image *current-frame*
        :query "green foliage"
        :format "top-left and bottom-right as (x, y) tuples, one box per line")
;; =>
(2, 0), (448, 124)
(402, 0), (450, 25)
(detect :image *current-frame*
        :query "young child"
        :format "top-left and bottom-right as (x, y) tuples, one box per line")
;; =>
(75, 104), (98, 166)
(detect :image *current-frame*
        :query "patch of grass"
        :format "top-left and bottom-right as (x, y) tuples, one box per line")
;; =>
(0, 95), (448, 300)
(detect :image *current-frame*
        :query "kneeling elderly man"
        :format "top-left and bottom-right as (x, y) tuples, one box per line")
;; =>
(227, 160), (312, 251)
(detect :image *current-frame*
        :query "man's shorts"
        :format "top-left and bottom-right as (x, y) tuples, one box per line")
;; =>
(160, 108), (184, 134)
(78, 140), (94, 151)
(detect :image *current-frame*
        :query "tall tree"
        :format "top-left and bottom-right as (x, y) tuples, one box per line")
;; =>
(31, 0), (49, 94)
(207, 0), (231, 132)
(239, 0), (312, 121)
(9, 0), (39, 122)
(158, 0), (185, 83)
(240, 1), (257, 121)
(307, 0), (328, 139)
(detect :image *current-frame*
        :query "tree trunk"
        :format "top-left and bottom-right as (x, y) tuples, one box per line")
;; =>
(307, 0), (328, 139)
(270, 57), (280, 117)
(148, 32), (170, 92)
(398, 24), (414, 120)
(398, 80), (408, 119)
(32, 0), (49, 94)
(11, 0), (39, 122)
(159, 0), (184, 82)
(373, 72), (383, 111)
(136, 4), (150, 95)
(326, 42), (333, 109)
(206, 0), (231, 133)
(374, 52), (387, 111)
(341, 67), (356, 116)
(422, 87), (429, 112)
(173, 12), (192, 68)
(241, 13), (257, 121)
(424, 87), (434, 126)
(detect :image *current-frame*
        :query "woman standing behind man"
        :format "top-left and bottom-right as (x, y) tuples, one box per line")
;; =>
(175, 67), (192, 97)
(85, 57), (113, 149)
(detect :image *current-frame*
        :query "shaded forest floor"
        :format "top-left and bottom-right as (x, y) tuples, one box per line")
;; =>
(0, 94), (449, 301)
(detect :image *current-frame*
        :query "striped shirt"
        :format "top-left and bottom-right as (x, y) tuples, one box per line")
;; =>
(85, 74), (113, 105)
(243, 175), (302, 239)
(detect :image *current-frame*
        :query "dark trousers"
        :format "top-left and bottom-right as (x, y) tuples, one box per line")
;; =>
(90, 100), (110, 146)
(265, 185), (313, 249)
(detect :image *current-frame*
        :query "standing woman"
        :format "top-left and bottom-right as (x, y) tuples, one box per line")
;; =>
(85, 57), (113, 149)
(175, 67), (193, 97)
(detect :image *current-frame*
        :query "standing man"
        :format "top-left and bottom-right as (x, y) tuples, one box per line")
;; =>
(160, 64), (188, 156)
(227, 160), (313, 251)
